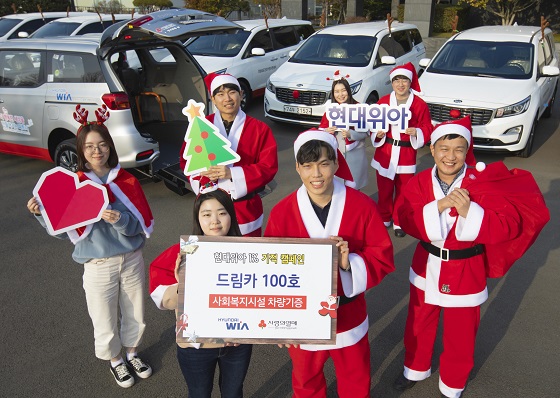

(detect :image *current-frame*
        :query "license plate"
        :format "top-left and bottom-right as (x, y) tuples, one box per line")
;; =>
(284, 105), (311, 115)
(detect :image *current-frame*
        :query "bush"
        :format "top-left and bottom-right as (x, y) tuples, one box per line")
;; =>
(433, 5), (469, 33)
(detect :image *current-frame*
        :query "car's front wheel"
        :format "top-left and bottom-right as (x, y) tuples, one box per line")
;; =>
(365, 92), (379, 104)
(518, 119), (537, 158)
(239, 80), (251, 111)
(54, 138), (78, 172)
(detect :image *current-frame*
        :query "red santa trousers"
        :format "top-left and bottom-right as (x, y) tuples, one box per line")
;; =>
(288, 335), (370, 398)
(375, 171), (413, 227)
(404, 285), (480, 391)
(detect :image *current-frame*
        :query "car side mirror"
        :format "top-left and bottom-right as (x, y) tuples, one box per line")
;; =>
(289, 50), (296, 58)
(541, 65), (560, 77)
(18, 32), (29, 38)
(251, 48), (265, 57)
(380, 56), (396, 65)
(419, 58), (430, 68)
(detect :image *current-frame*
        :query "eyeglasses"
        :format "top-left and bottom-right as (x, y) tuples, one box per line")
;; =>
(84, 143), (110, 154)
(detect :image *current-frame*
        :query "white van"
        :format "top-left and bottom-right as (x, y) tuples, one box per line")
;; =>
(418, 25), (559, 157)
(28, 14), (138, 38)
(0, 9), (241, 195)
(0, 12), (89, 41)
(186, 18), (314, 110)
(264, 21), (425, 125)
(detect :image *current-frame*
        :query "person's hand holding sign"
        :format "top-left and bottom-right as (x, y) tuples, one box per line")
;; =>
(331, 236), (350, 272)
(404, 127), (417, 137)
(201, 165), (232, 182)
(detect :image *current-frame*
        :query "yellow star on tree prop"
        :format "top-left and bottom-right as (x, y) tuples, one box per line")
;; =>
(182, 100), (206, 121)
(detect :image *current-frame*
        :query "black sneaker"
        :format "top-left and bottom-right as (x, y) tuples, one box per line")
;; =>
(126, 356), (152, 379)
(110, 363), (135, 388)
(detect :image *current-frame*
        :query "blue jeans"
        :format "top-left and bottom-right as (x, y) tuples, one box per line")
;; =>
(176, 344), (253, 398)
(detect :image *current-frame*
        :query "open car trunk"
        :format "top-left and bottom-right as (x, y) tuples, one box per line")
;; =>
(100, 9), (241, 194)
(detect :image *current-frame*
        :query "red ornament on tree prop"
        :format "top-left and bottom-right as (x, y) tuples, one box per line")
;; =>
(32, 167), (109, 235)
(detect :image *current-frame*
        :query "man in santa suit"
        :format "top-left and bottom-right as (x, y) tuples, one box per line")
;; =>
(371, 62), (433, 237)
(392, 116), (523, 398)
(265, 130), (395, 398)
(179, 73), (278, 236)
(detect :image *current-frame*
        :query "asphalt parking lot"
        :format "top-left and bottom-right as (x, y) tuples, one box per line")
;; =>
(1, 95), (559, 397)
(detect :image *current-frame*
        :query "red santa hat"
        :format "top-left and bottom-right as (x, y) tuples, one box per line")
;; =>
(431, 115), (481, 168)
(293, 129), (355, 185)
(204, 72), (241, 95)
(389, 62), (422, 94)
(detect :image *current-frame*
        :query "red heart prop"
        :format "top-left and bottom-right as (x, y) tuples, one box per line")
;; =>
(32, 167), (109, 235)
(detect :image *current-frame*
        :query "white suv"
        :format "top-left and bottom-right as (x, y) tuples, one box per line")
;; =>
(0, 12), (89, 41)
(419, 25), (559, 157)
(264, 21), (425, 125)
(186, 18), (314, 110)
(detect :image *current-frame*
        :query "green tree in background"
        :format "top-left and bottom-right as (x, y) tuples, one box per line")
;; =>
(1, 1), (72, 16)
(133, 0), (173, 14)
(185, 0), (250, 17)
(459, 0), (538, 25)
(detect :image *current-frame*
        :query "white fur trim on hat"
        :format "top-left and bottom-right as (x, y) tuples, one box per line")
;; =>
(390, 68), (413, 81)
(294, 130), (337, 160)
(210, 74), (240, 93)
(431, 124), (471, 147)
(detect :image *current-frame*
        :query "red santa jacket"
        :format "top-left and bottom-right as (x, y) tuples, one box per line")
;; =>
(180, 111), (278, 235)
(396, 166), (523, 308)
(265, 181), (394, 350)
(371, 92), (433, 179)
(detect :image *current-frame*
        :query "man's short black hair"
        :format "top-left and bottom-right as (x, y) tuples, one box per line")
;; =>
(212, 83), (241, 97)
(296, 140), (337, 164)
(433, 133), (465, 144)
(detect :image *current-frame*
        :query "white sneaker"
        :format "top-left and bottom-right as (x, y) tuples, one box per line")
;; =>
(110, 363), (135, 388)
(126, 356), (152, 379)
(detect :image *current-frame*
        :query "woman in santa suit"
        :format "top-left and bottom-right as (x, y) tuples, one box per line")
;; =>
(319, 71), (369, 189)
(371, 62), (433, 237)
(27, 113), (154, 388)
(179, 73), (278, 237)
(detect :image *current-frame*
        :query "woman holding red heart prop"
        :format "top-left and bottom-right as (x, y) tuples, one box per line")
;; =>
(27, 105), (154, 389)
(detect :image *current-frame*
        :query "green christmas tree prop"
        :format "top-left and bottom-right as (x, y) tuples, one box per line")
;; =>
(181, 100), (240, 176)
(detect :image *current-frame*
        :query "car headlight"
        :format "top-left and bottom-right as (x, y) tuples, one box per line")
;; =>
(213, 68), (227, 74)
(350, 80), (362, 95)
(267, 80), (276, 94)
(495, 96), (530, 118)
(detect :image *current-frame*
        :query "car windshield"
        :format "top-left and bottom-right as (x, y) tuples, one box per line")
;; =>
(0, 18), (21, 36)
(427, 40), (533, 79)
(30, 21), (83, 38)
(289, 34), (376, 67)
(186, 30), (251, 57)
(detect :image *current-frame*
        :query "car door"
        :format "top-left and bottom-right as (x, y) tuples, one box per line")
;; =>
(0, 49), (47, 159)
(536, 34), (558, 115)
(240, 28), (278, 92)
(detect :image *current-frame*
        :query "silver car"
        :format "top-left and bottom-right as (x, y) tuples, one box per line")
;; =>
(0, 9), (240, 194)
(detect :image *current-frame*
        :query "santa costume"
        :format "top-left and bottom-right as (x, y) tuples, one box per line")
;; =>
(371, 62), (433, 230)
(394, 116), (549, 398)
(179, 73), (278, 236)
(265, 130), (395, 398)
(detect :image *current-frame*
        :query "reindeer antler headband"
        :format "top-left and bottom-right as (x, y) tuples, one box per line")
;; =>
(327, 70), (350, 82)
(73, 104), (110, 134)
